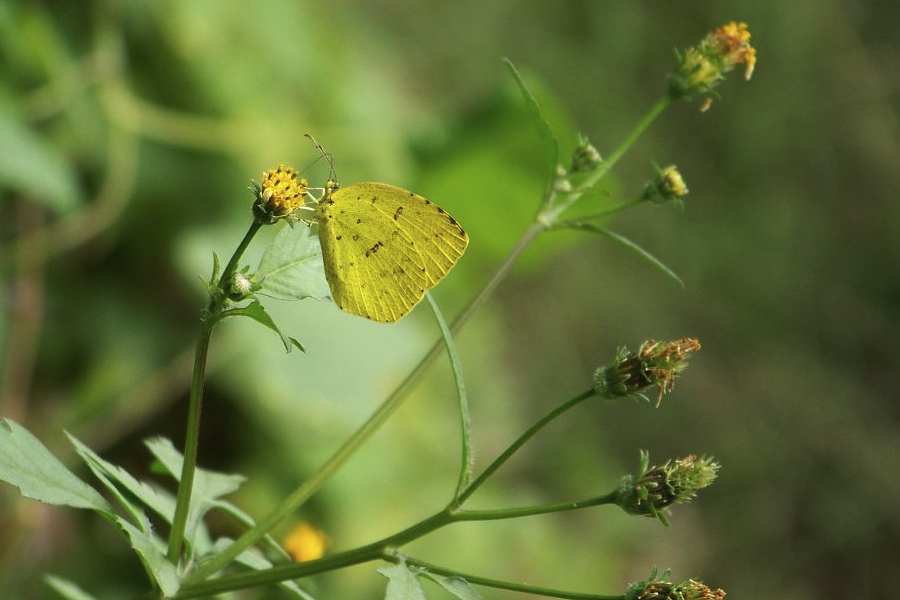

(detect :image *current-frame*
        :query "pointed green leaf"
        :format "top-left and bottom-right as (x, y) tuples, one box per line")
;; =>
(68, 433), (175, 528)
(570, 223), (684, 286)
(257, 224), (331, 301)
(504, 58), (559, 179)
(425, 294), (473, 495)
(44, 574), (100, 600)
(378, 562), (427, 600)
(224, 300), (304, 352)
(419, 573), (484, 600)
(115, 517), (181, 596)
(0, 419), (111, 511)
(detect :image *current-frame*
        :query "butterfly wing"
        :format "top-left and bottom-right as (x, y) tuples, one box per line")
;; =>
(316, 182), (468, 322)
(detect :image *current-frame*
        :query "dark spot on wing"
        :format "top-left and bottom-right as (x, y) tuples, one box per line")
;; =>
(365, 241), (384, 257)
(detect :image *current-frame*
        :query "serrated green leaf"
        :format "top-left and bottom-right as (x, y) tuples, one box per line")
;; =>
(504, 58), (559, 181)
(224, 300), (304, 352)
(44, 574), (100, 600)
(419, 573), (484, 600)
(67, 433), (175, 529)
(378, 562), (427, 600)
(570, 223), (684, 286)
(0, 97), (82, 213)
(257, 224), (331, 301)
(0, 418), (111, 512)
(1, 422), (180, 594)
(115, 517), (181, 596)
(144, 437), (245, 544)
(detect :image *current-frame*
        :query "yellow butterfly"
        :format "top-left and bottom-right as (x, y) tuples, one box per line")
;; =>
(315, 179), (468, 323)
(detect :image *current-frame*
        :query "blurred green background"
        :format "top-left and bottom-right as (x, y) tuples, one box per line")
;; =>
(2, 1), (898, 599)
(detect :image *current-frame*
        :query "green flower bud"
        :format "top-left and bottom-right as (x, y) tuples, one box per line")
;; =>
(616, 450), (720, 526)
(593, 338), (700, 407)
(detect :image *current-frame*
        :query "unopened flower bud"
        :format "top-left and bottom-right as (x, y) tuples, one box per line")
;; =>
(616, 450), (720, 525)
(644, 165), (688, 205)
(227, 271), (254, 301)
(626, 570), (726, 600)
(593, 338), (700, 407)
(570, 137), (603, 173)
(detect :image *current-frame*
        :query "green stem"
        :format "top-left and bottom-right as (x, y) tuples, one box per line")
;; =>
(177, 509), (457, 598)
(167, 219), (263, 563)
(176, 382), (610, 594)
(176, 485), (618, 598)
(552, 196), (647, 228)
(539, 95), (671, 225)
(453, 222), (546, 331)
(403, 556), (622, 600)
(458, 389), (595, 504)
(166, 317), (214, 562)
(220, 220), (263, 288)
(455, 491), (617, 521)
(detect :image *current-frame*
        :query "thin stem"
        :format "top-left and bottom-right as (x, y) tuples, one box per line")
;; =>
(455, 491), (617, 521)
(167, 219), (263, 563)
(220, 220), (263, 289)
(551, 196), (647, 229)
(539, 95), (672, 225)
(458, 389), (595, 504)
(404, 556), (623, 600)
(177, 510), (457, 598)
(176, 486), (618, 597)
(452, 222), (545, 332)
(166, 317), (214, 562)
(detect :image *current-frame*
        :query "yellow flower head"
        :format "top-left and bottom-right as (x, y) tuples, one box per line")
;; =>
(668, 21), (757, 110)
(644, 164), (689, 205)
(252, 164), (310, 224)
(713, 21), (756, 80)
(283, 522), (329, 562)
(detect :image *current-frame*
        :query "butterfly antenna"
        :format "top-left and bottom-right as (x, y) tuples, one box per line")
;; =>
(304, 133), (337, 183)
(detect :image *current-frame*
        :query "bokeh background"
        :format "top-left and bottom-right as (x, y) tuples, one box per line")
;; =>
(2, 1), (898, 599)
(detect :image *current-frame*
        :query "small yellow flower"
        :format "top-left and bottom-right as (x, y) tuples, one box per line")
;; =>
(668, 21), (757, 110)
(283, 522), (329, 562)
(252, 164), (310, 224)
(644, 165), (689, 205)
(713, 21), (756, 80)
